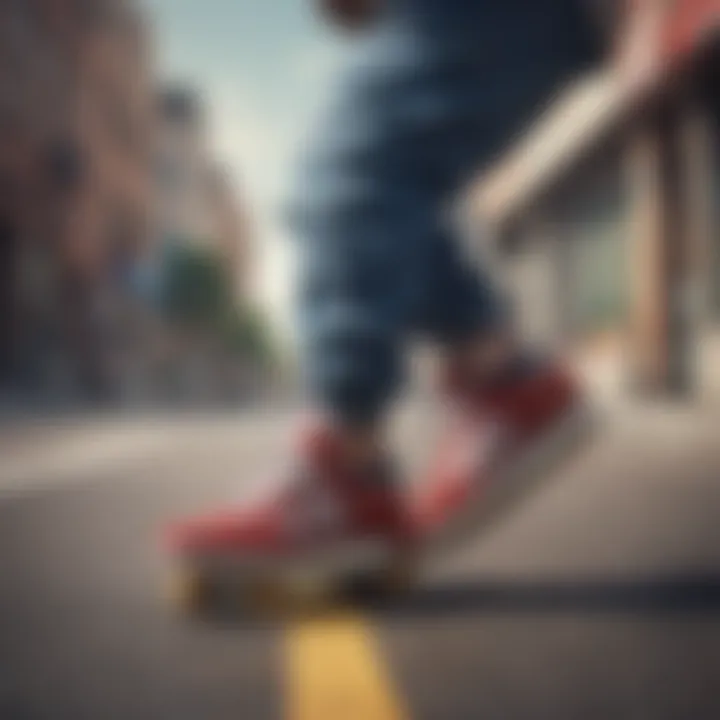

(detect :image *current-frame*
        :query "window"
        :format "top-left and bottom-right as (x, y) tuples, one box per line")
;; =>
(561, 165), (629, 336)
(45, 138), (85, 191)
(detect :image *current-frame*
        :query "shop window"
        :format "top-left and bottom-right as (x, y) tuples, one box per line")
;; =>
(4, 0), (37, 43)
(711, 136), (720, 319)
(45, 138), (85, 191)
(563, 181), (629, 337)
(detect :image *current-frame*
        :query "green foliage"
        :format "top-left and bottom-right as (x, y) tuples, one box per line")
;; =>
(162, 242), (232, 330)
(221, 305), (274, 364)
(161, 240), (274, 365)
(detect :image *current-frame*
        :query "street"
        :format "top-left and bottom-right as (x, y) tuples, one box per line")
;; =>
(0, 402), (719, 719)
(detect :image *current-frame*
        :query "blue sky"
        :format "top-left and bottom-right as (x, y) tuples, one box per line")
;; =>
(140, 0), (343, 335)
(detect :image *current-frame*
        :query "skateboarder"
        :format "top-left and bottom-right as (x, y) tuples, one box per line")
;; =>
(167, 0), (606, 582)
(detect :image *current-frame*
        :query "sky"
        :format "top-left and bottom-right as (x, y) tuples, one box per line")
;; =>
(140, 0), (344, 339)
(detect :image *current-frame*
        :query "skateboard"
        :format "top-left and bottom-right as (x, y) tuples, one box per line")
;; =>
(166, 551), (418, 618)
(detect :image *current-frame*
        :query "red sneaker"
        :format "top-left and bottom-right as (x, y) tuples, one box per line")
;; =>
(413, 356), (593, 543)
(164, 421), (413, 583)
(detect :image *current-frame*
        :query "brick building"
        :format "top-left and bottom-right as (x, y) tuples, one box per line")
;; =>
(155, 88), (208, 251)
(155, 86), (247, 297)
(0, 0), (153, 401)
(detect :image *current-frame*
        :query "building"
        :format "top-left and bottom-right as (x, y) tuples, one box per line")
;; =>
(0, 0), (154, 401)
(472, 0), (720, 401)
(155, 88), (209, 249)
(154, 86), (247, 296)
(0, 0), (77, 392)
(150, 86), (253, 403)
(203, 163), (248, 298)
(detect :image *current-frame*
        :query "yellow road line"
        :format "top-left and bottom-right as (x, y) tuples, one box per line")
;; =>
(286, 611), (408, 720)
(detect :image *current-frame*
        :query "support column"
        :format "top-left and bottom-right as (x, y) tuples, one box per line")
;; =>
(627, 107), (676, 395)
(678, 81), (718, 398)
(627, 82), (715, 398)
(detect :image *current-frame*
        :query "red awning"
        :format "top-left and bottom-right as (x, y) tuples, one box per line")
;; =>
(663, 0), (720, 61)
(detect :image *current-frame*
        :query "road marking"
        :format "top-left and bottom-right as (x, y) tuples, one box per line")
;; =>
(286, 612), (408, 720)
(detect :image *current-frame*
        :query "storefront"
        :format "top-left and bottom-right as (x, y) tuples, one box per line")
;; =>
(473, 1), (720, 400)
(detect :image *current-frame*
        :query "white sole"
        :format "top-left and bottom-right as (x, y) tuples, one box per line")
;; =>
(425, 401), (599, 558)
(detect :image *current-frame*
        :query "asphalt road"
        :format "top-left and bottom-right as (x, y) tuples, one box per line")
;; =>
(0, 404), (719, 720)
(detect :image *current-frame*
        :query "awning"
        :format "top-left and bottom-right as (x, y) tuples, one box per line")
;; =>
(471, 1), (720, 230)
(470, 71), (633, 227)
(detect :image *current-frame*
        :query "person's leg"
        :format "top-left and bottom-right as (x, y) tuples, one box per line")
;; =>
(166, 186), (441, 571)
(401, 201), (589, 544)
(297, 189), (435, 436)
(414, 219), (515, 378)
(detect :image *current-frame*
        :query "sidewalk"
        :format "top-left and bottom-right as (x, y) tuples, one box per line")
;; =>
(0, 408), (296, 497)
(0, 415), (181, 496)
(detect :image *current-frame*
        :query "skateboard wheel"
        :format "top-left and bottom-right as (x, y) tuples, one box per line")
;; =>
(346, 555), (417, 601)
(383, 556), (417, 593)
(167, 566), (220, 617)
(242, 578), (294, 612)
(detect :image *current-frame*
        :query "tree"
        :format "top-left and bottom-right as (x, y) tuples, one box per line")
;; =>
(221, 304), (274, 366)
(160, 241), (275, 366)
(161, 243), (232, 332)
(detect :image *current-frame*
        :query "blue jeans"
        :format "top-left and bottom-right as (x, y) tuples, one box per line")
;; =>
(290, 1), (601, 424)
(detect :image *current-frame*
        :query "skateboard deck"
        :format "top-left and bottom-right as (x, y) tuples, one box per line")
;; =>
(167, 552), (417, 618)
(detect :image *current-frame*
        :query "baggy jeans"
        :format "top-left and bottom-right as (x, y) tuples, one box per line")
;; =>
(289, 1), (602, 424)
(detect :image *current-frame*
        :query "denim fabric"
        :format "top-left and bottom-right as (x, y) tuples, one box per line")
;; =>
(290, 1), (602, 424)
